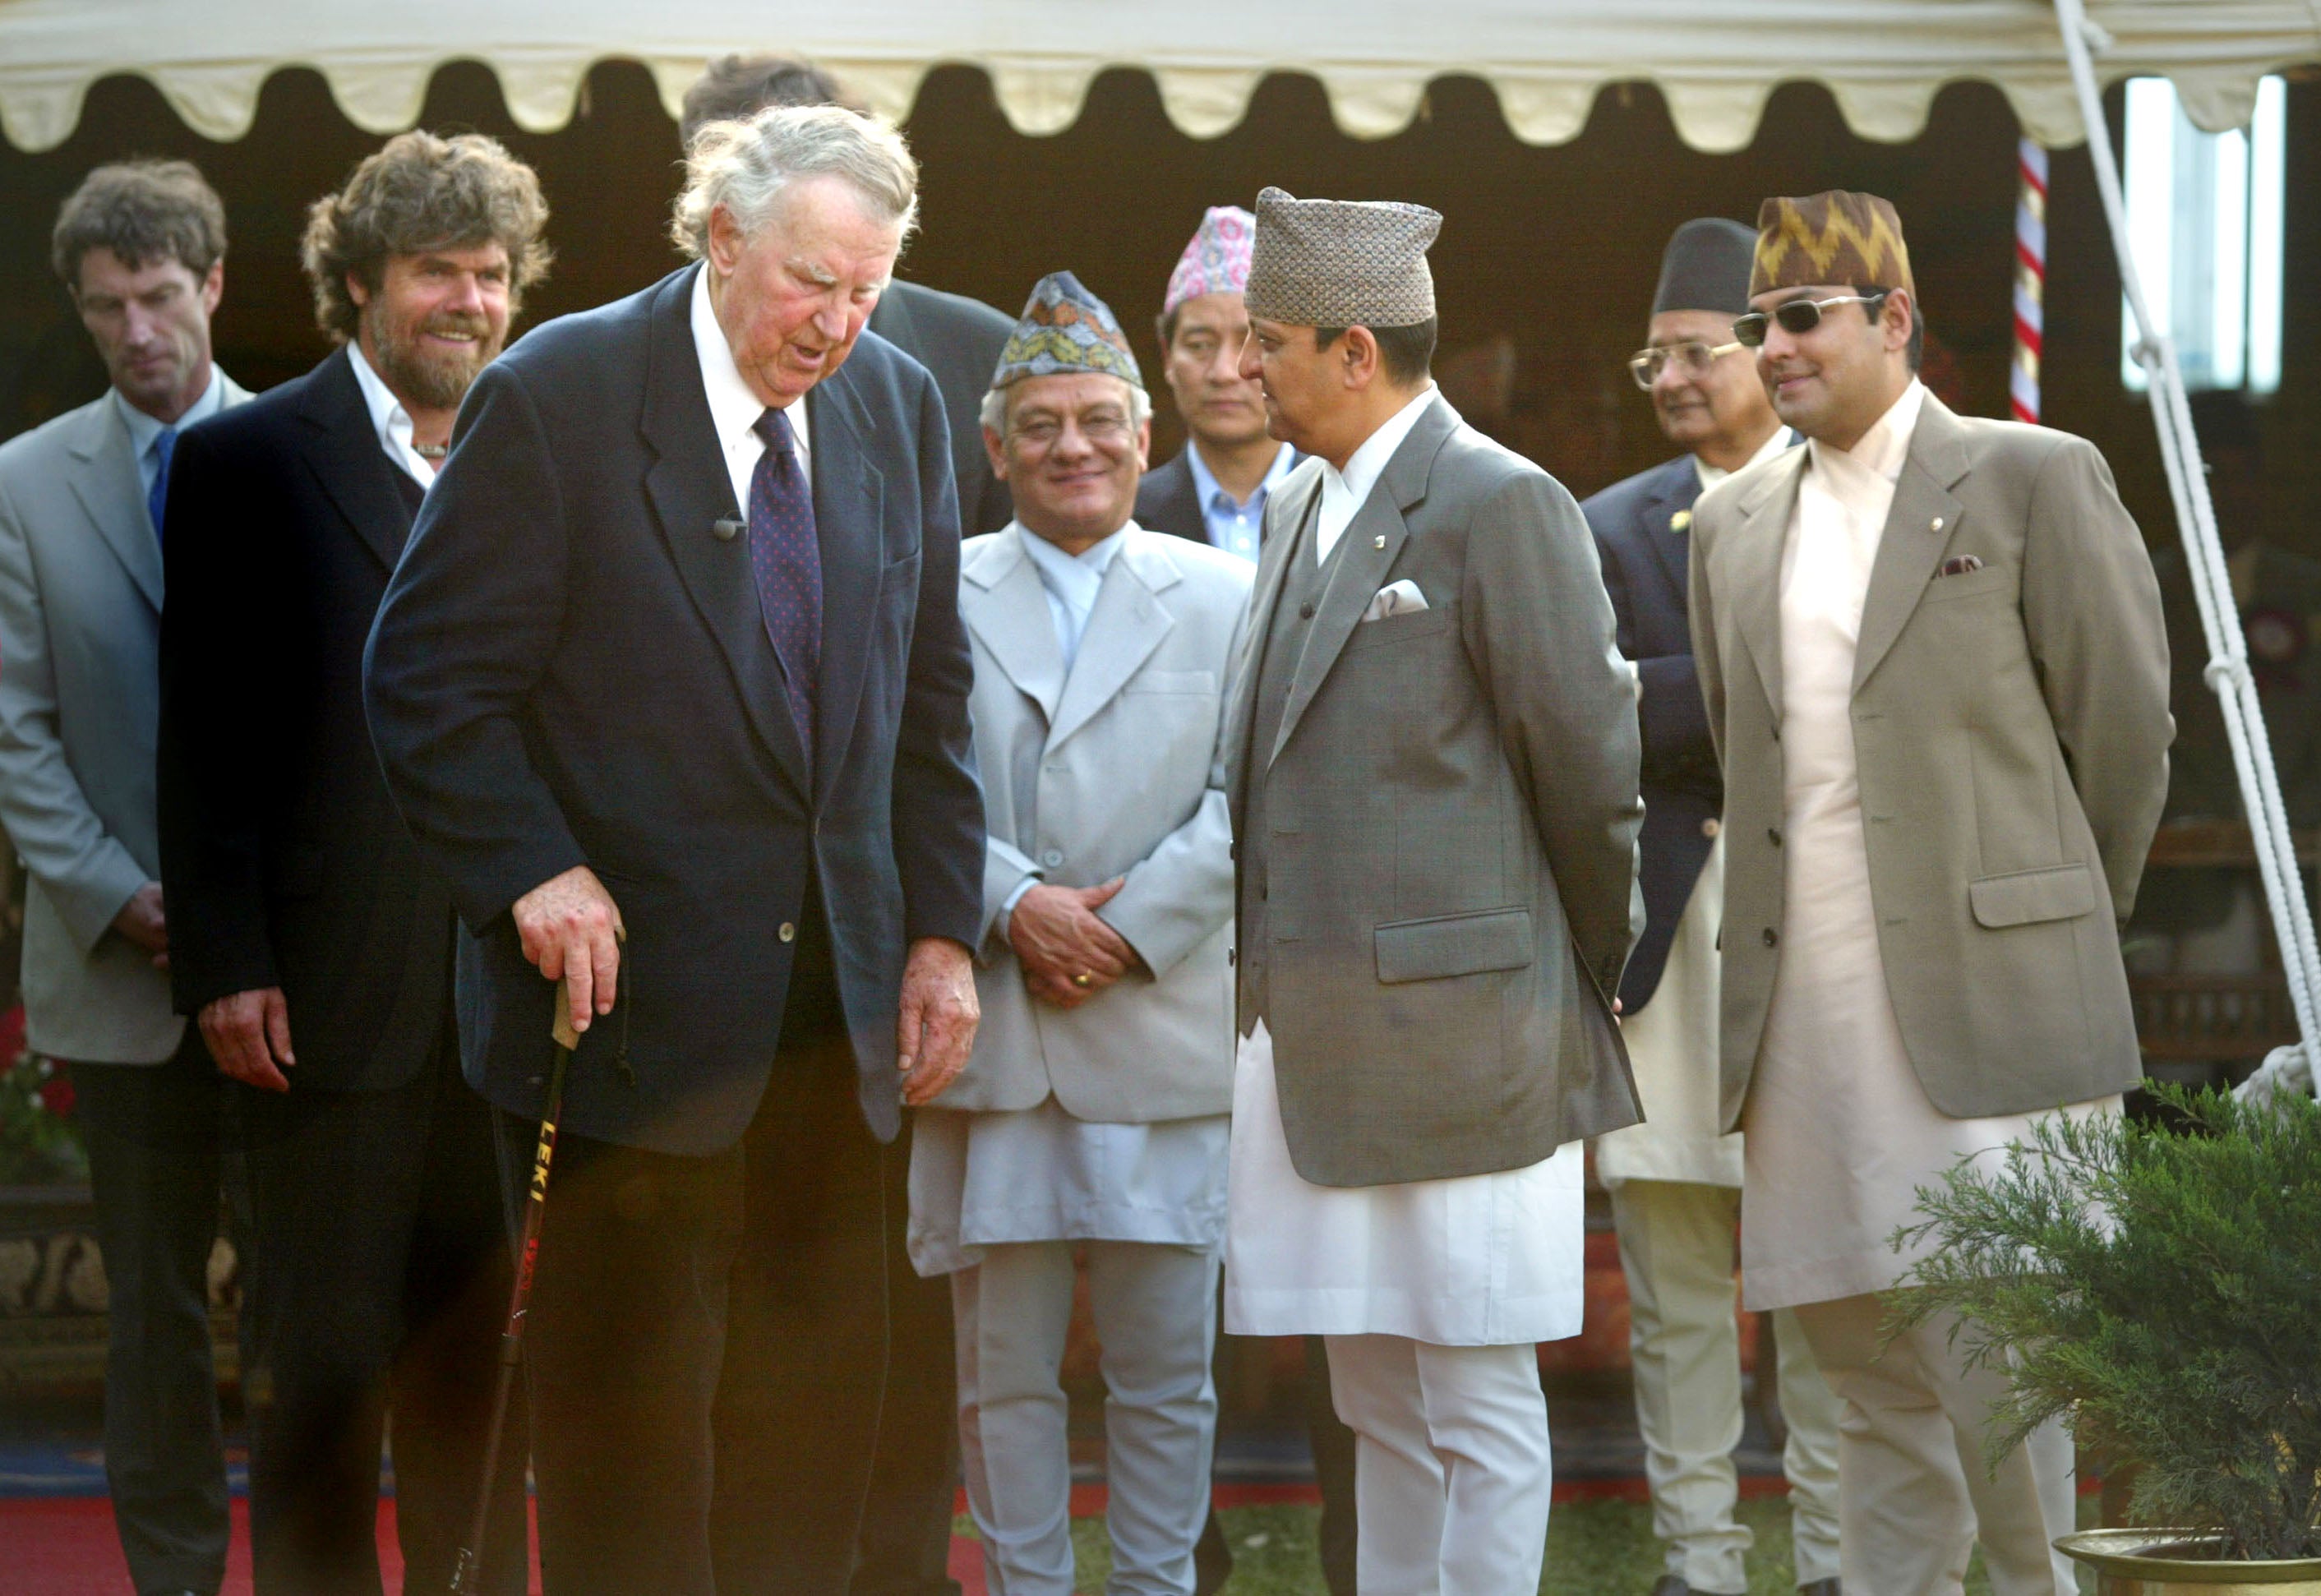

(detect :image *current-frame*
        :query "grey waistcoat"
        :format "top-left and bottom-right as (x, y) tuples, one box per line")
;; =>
(1237, 503), (1331, 1030)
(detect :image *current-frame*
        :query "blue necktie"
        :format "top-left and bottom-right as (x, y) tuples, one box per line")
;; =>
(147, 426), (178, 546)
(748, 408), (822, 755)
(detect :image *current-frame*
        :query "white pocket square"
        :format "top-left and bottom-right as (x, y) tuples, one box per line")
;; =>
(1362, 579), (1428, 622)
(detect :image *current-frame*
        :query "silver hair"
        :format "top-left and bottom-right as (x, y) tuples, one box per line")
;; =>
(670, 104), (918, 260)
(980, 377), (1152, 436)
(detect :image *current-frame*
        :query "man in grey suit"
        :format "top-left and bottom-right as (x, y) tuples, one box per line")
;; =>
(910, 270), (1248, 1595)
(0, 159), (249, 1596)
(1689, 191), (2171, 1596)
(1224, 187), (1643, 1596)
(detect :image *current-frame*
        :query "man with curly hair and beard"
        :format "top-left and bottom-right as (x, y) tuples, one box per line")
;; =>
(155, 130), (550, 1596)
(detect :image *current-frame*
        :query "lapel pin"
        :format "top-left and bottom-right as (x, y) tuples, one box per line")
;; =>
(1373, 534), (1386, 550)
(1671, 510), (1692, 533)
(1931, 516), (1945, 532)
(711, 518), (743, 542)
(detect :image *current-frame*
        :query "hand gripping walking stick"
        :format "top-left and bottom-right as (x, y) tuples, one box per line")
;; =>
(449, 976), (585, 1595)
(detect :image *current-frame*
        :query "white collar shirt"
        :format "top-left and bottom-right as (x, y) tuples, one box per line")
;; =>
(1186, 440), (1295, 563)
(1781, 377), (1927, 597)
(345, 339), (441, 488)
(1316, 385), (1437, 565)
(112, 367), (225, 504)
(691, 263), (812, 519)
(1019, 522), (1129, 674)
(1694, 422), (1793, 493)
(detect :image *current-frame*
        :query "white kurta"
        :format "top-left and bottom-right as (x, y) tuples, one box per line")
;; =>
(1225, 1022), (1587, 1346)
(1739, 381), (2119, 1312)
(1594, 835), (1740, 1188)
(908, 1101), (1229, 1277)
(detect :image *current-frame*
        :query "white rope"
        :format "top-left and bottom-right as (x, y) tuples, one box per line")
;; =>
(2051, 0), (2321, 1089)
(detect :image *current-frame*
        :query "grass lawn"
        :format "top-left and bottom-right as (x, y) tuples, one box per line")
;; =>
(958, 1492), (2102, 1594)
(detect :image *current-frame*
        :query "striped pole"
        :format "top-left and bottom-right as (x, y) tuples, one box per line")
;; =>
(2011, 138), (2048, 425)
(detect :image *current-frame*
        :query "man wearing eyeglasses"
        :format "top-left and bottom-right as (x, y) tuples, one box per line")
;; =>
(915, 272), (1248, 1594)
(1583, 217), (1840, 1596)
(1688, 191), (2171, 1596)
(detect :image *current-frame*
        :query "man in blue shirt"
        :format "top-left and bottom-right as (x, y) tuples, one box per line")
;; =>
(1137, 206), (1299, 560)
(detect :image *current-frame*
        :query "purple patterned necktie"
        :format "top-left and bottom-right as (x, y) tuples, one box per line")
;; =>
(748, 407), (821, 754)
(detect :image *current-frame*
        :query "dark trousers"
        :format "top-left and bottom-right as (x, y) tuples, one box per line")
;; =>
(1193, 1335), (1359, 1596)
(504, 904), (890, 1596)
(72, 1034), (233, 1596)
(851, 1109), (965, 1596)
(233, 1025), (524, 1596)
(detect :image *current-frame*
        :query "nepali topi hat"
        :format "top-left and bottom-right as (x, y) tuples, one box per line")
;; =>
(1652, 218), (1759, 317)
(1749, 191), (1915, 301)
(1164, 205), (1257, 316)
(990, 271), (1144, 391)
(1243, 186), (1440, 330)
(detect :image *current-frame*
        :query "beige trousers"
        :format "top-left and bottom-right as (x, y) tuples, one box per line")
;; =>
(1792, 1294), (2079, 1596)
(1611, 1179), (1842, 1594)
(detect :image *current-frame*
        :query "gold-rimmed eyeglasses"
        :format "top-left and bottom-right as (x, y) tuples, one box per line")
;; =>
(1627, 339), (1746, 390)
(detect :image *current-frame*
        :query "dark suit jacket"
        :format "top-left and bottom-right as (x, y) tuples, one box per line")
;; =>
(870, 280), (1013, 537)
(1137, 444), (1303, 547)
(1583, 438), (1801, 1014)
(363, 265), (985, 1155)
(158, 347), (454, 1092)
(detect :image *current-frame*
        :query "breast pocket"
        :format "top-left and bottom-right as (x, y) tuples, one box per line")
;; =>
(1341, 603), (1454, 653)
(1921, 565), (2013, 604)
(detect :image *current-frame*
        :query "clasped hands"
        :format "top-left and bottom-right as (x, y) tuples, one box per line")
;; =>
(1008, 879), (1141, 1010)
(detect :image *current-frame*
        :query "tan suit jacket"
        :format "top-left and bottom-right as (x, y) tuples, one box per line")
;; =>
(1227, 395), (1645, 1188)
(1689, 392), (2171, 1128)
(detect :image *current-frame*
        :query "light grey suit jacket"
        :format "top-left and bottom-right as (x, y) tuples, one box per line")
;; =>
(0, 375), (251, 1063)
(948, 524), (1251, 1120)
(1690, 390), (2171, 1127)
(1225, 394), (1645, 1188)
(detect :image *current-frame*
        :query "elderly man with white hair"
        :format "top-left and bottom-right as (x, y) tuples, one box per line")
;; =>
(365, 105), (985, 1596)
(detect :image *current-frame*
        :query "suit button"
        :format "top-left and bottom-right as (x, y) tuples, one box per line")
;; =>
(1762, 927), (1778, 948)
(779, 922), (796, 943)
(1041, 849), (1064, 868)
(1228, 948), (1237, 966)
(1299, 601), (1316, 619)
(1700, 817), (1721, 839)
(1768, 827), (1783, 847)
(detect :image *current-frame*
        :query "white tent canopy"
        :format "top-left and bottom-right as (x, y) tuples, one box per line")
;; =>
(0, 0), (2314, 155)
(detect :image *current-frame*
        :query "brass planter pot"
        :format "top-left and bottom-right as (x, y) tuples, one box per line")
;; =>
(2057, 1529), (2321, 1594)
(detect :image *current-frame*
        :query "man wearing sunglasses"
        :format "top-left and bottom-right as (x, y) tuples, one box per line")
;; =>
(1688, 191), (2171, 1596)
(1583, 217), (1840, 1596)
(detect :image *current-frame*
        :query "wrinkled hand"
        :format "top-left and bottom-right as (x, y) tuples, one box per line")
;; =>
(112, 881), (168, 970)
(899, 936), (979, 1105)
(201, 987), (294, 1092)
(512, 865), (624, 1036)
(1009, 879), (1138, 1009)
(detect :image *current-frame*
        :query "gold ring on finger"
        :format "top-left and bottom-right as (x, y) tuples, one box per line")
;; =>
(1073, 971), (1091, 988)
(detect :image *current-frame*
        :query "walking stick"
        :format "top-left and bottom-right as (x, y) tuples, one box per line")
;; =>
(449, 976), (584, 1595)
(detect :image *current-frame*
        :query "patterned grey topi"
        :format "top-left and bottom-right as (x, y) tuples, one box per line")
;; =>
(1243, 186), (1442, 330)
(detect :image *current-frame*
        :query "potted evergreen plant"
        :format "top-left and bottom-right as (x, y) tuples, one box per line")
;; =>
(1894, 1082), (2321, 1594)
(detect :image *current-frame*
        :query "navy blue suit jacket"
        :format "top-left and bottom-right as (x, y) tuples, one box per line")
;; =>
(1583, 451), (1726, 1015)
(363, 265), (985, 1155)
(159, 348), (454, 1092)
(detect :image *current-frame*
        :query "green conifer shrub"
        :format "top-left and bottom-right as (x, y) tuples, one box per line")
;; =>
(1893, 1083), (2321, 1561)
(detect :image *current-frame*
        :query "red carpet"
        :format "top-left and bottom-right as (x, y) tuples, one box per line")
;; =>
(0, 1480), (1802, 1591)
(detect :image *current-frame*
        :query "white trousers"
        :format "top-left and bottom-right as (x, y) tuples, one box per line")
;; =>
(952, 1240), (1219, 1596)
(1792, 1294), (2079, 1596)
(1322, 1334), (1552, 1596)
(1610, 1179), (1842, 1593)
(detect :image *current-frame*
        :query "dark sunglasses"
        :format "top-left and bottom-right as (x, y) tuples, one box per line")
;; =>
(1731, 291), (1891, 348)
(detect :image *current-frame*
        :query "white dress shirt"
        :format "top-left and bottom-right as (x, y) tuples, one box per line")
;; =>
(1186, 440), (1295, 562)
(690, 263), (811, 516)
(112, 367), (226, 507)
(345, 339), (442, 487)
(1693, 421), (1793, 493)
(1315, 385), (1437, 565)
